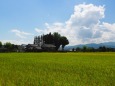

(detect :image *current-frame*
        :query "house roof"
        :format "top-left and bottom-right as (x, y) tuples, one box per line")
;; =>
(42, 44), (56, 48)
(27, 44), (42, 50)
(27, 44), (38, 47)
(35, 46), (42, 49)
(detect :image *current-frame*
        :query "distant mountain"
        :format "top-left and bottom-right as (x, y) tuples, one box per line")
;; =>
(65, 42), (115, 50)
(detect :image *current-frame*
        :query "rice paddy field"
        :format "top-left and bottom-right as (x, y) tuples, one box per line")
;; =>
(0, 52), (115, 86)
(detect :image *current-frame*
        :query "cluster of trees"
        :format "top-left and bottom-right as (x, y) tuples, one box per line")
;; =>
(0, 42), (18, 52)
(43, 32), (69, 50)
(0, 32), (69, 52)
(0, 41), (2, 48)
(72, 46), (115, 52)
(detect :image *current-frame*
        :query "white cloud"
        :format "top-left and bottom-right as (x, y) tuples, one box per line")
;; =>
(35, 28), (44, 34)
(9, 29), (34, 45)
(64, 3), (105, 45)
(34, 3), (115, 45)
(11, 29), (33, 38)
(101, 22), (115, 41)
(66, 4), (105, 28)
(1, 39), (32, 45)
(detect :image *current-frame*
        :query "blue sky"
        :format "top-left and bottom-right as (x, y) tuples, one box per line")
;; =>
(0, 0), (115, 45)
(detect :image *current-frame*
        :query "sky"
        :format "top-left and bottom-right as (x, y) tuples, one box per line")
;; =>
(0, 0), (115, 45)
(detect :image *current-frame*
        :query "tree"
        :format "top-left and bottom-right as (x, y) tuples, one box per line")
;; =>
(0, 41), (2, 48)
(82, 46), (87, 52)
(99, 46), (107, 52)
(43, 33), (54, 44)
(60, 36), (69, 51)
(53, 32), (61, 50)
(88, 47), (95, 52)
(72, 48), (75, 52)
(42, 32), (69, 51)
(4, 42), (12, 50)
(76, 47), (81, 52)
(43, 32), (61, 50)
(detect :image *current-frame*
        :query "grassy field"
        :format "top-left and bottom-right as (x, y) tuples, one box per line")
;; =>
(0, 52), (115, 86)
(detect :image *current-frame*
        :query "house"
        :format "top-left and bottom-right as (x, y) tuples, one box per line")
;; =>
(26, 44), (42, 52)
(25, 44), (56, 52)
(17, 44), (26, 52)
(0, 47), (7, 52)
(41, 44), (56, 51)
(25, 35), (56, 52)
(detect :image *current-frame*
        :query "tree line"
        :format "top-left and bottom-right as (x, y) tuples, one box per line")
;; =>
(0, 42), (18, 52)
(1, 31), (115, 52)
(0, 32), (69, 52)
(71, 46), (115, 52)
(0, 41), (115, 52)
(42, 32), (69, 50)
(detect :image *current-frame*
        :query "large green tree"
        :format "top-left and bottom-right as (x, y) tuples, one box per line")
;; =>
(53, 32), (61, 50)
(0, 41), (2, 48)
(60, 36), (69, 51)
(43, 32), (69, 51)
(4, 42), (12, 50)
(43, 32), (54, 44)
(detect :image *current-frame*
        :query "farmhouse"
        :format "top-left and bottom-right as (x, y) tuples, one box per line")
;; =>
(41, 44), (56, 51)
(25, 36), (56, 52)
(26, 44), (42, 52)
(0, 47), (7, 52)
(26, 44), (56, 52)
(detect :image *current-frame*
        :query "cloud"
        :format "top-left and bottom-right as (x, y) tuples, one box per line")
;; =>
(35, 28), (44, 34)
(64, 3), (105, 44)
(11, 29), (33, 38)
(66, 4), (105, 27)
(34, 3), (115, 45)
(101, 22), (115, 41)
(2, 29), (34, 45)
(1, 39), (32, 45)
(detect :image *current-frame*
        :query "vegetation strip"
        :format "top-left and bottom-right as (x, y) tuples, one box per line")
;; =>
(0, 53), (114, 86)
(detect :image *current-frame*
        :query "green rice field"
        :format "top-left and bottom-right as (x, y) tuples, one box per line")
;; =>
(0, 52), (115, 86)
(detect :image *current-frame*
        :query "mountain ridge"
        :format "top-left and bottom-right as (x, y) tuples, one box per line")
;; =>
(65, 42), (115, 50)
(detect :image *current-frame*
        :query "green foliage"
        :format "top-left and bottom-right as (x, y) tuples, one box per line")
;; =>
(0, 41), (2, 48)
(0, 53), (114, 85)
(82, 46), (87, 52)
(60, 36), (69, 50)
(43, 32), (54, 44)
(4, 42), (12, 50)
(43, 32), (69, 50)
(73, 46), (114, 52)
(53, 32), (61, 50)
